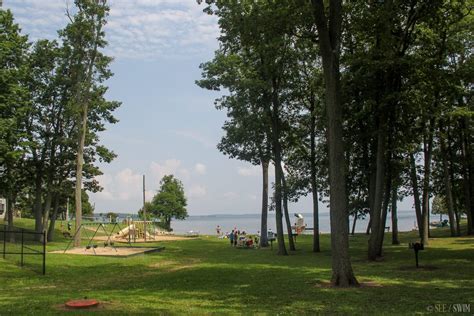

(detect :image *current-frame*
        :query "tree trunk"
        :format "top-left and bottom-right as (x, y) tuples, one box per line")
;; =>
(448, 125), (461, 236)
(260, 159), (269, 247)
(6, 196), (15, 242)
(377, 164), (392, 257)
(312, 0), (358, 286)
(409, 153), (422, 237)
(366, 166), (376, 235)
(366, 217), (371, 235)
(168, 218), (171, 231)
(281, 169), (296, 251)
(391, 186), (399, 245)
(468, 120), (474, 234)
(310, 98), (320, 252)
(74, 104), (88, 247)
(42, 191), (53, 237)
(47, 196), (60, 242)
(368, 118), (386, 261)
(460, 119), (473, 235)
(421, 123), (434, 245)
(351, 212), (357, 236)
(33, 175), (44, 240)
(311, 185), (320, 251)
(273, 158), (287, 255)
(454, 209), (461, 235)
(439, 123), (457, 236)
(268, 85), (287, 256)
(72, 6), (104, 247)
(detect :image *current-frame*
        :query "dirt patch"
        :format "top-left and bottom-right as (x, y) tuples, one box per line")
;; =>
(148, 260), (177, 268)
(314, 280), (383, 288)
(398, 265), (439, 271)
(94, 235), (199, 242)
(148, 258), (201, 272)
(51, 246), (162, 257)
(23, 285), (57, 290)
(167, 262), (199, 272)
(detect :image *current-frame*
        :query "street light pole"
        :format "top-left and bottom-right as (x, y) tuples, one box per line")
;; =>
(143, 174), (146, 242)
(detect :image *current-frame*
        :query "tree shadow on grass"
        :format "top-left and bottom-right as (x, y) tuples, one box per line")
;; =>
(2, 231), (474, 314)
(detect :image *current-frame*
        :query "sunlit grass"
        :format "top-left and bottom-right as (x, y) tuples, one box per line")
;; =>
(1, 218), (473, 315)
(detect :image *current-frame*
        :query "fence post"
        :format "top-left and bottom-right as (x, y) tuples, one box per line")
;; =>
(21, 229), (24, 267)
(42, 230), (46, 275)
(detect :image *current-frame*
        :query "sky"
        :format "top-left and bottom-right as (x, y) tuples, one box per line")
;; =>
(5, 0), (415, 215)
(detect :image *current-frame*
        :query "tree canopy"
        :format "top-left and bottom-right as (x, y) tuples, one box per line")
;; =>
(147, 175), (188, 231)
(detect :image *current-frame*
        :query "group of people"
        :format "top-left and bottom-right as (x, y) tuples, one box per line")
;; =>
(215, 225), (260, 248)
(228, 228), (258, 248)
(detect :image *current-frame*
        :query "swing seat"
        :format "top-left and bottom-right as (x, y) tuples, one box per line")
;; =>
(86, 245), (91, 250)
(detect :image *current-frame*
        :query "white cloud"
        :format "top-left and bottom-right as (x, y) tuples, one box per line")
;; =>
(93, 168), (143, 203)
(237, 166), (260, 177)
(188, 184), (206, 198)
(93, 159), (191, 206)
(223, 191), (238, 199)
(174, 130), (215, 148)
(150, 159), (189, 182)
(194, 163), (206, 175)
(145, 190), (155, 201)
(6, 0), (219, 61)
(96, 189), (114, 201)
(237, 163), (277, 177)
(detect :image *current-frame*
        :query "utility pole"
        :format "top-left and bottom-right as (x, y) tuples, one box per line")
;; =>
(143, 174), (146, 242)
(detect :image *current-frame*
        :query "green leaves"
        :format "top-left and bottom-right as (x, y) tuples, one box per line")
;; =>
(0, 3), (120, 230)
(147, 175), (188, 229)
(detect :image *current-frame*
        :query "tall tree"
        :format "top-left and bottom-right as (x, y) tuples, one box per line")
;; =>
(149, 175), (188, 231)
(0, 9), (29, 233)
(311, 0), (358, 286)
(198, 1), (302, 255)
(197, 54), (272, 247)
(59, 0), (113, 247)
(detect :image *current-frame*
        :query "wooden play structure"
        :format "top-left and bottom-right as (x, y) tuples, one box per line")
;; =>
(59, 221), (166, 257)
(114, 218), (171, 243)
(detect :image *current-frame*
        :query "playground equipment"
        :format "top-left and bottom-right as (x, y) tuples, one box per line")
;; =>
(291, 213), (307, 235)
(63, 222), (130, 255)
(114, 218), (169, 243)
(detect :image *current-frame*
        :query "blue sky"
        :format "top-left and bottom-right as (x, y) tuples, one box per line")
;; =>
(6, 0), (413, 215)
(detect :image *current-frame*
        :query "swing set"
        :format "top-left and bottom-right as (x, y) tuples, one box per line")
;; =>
(63, 221), (132, 255)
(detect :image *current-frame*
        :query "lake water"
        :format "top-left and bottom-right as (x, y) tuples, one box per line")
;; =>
(171, 210), (427, 235)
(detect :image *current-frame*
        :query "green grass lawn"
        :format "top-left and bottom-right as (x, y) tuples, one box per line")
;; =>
(1, 219), (473, 315)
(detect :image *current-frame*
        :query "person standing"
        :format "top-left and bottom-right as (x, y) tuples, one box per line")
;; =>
(229, 229), (234, 246)
(233, 230), (238, 247)
(216, 225), (221, 236)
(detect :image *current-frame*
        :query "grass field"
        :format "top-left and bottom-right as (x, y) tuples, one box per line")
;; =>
(0, 218), (473, 315)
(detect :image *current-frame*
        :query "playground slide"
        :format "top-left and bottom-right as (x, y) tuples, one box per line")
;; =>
(116, 224), (135, 238)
